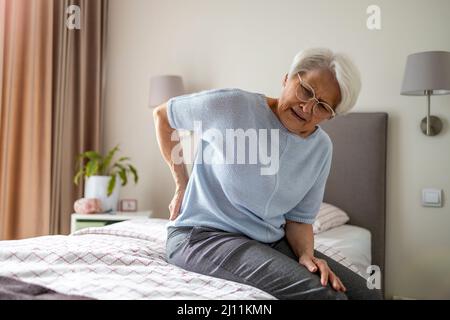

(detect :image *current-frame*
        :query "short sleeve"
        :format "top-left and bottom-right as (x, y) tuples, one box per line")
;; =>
(284, 147), (332, 224)
(167, 88), (239, 131)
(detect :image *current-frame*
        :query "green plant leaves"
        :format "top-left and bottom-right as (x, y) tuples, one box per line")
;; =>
(74, 150), (102, 183)
(73, 168), (84, 185)
(74, 144), (139, 196)
(128, 164), (139, 184)
(118, 170), (127, 186)
(101, 145), (119, 175)
(107, 175), (116, 197)
(79, 151), (102, 160)
(113, 163), (127, 186)
(85, 159), (99, 177)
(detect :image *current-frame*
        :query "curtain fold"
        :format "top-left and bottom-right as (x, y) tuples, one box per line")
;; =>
(0, 0), (108, 239)
(0, 0), (54, 239)
(50, 0), (108, 235)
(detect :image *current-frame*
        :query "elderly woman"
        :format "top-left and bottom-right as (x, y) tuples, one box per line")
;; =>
(153, 48), (382, 300)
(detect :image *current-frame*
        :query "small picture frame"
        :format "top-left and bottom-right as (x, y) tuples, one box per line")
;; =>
(119, 199), (138, 212)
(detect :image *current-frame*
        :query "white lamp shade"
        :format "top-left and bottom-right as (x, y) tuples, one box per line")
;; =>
(149, 75), (184, 107)
(401, 51), (450, 96)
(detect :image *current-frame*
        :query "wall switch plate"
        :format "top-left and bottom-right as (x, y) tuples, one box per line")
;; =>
(422, 188), (443, 207)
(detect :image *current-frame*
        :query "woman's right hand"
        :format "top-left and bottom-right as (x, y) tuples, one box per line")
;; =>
(168, 187), (186, 221)
(153, 103), (190, 221)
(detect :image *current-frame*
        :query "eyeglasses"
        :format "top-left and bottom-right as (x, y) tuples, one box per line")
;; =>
(295, 73), (336, 119)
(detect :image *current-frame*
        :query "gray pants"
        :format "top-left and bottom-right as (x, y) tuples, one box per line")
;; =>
(166, 226), (382, 300)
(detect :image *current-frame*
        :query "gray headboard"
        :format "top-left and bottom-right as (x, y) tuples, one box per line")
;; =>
(320, 112), (387, 278)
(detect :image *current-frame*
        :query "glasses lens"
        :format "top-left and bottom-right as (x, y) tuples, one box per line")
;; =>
(297, 83), (314, 101)
(314, 103), (332, 119)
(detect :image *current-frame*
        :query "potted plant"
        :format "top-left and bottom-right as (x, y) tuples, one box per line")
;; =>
(73, 145), (139, 213)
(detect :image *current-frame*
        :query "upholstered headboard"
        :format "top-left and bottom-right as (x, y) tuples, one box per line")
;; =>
(320, 112), (388, 279)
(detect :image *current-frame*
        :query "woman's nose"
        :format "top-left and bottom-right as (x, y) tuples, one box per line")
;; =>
(300, 100), (315, 113)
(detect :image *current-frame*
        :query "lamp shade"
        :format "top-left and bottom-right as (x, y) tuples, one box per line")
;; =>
(401, 51), (450, 96)
(149, 75), (184, 107)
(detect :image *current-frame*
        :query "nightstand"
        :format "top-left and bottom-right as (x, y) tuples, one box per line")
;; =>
(70, 211), (152, 234)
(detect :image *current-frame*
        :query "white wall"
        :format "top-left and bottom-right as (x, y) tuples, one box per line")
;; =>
(104, 0), (450, 299)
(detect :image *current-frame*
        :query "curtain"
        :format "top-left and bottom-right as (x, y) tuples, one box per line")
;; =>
(0, 0), (108, 239)
(0, 0), (54, 239)
(50, 0), (108, 235)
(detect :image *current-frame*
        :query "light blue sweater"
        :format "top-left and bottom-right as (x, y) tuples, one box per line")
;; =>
(166, 88), (332, 243)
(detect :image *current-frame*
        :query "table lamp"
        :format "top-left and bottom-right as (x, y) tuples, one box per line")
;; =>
(149, 75), (184, 108)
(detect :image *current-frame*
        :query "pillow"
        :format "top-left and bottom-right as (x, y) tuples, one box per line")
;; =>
(313, 202), (350, 234)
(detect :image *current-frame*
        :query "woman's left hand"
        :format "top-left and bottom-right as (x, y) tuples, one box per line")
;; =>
(299, 254), (347, 292)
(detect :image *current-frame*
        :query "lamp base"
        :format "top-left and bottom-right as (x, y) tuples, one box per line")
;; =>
(420, 115), (442, 136)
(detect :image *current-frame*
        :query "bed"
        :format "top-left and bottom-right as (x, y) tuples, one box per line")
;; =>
(0, 112), (387, 300)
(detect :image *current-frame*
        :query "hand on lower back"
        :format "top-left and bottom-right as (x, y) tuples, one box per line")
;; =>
(168, 188), (186, 221)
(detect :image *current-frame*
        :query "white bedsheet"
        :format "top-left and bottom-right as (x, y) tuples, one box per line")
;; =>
(315, 224), (372, 278)
(0, 219), (369, 299)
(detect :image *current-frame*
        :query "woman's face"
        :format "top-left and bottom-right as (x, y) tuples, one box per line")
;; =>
(276, 69), (341, 138)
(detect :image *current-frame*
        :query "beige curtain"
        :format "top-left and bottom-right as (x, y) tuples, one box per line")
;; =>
(0, 0), (53, 240)
(50, 0), (108, 235)
(0, 0), (108, 240)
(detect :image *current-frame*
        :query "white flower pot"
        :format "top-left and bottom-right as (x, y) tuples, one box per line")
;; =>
(84, 175), (121, 213)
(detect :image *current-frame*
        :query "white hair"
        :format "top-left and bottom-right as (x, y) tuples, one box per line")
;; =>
(287, 48), (361, 115)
